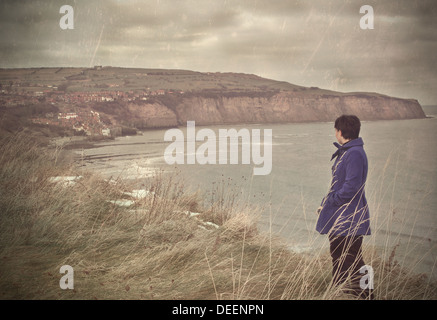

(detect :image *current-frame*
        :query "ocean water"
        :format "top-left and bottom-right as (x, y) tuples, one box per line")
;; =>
(75, 106), (437, 279)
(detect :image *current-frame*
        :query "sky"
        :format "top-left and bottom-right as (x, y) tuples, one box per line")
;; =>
(0, 0), (436, 105)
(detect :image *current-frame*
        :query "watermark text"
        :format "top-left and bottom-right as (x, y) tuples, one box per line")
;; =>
(164, 121), (272, 175)
(360, 5), (374, 30)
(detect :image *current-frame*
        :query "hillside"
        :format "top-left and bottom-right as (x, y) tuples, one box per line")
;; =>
(0, 67), (426, 135)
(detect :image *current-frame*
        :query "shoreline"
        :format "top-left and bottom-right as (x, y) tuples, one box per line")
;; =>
(50, 114), (437, 151)
(50, 135), (113, 150)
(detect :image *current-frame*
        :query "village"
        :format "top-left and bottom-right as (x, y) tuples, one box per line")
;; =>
(0, 83), (184, 136)
(0, 85), (183, 106)
(31, 110), (111, 136)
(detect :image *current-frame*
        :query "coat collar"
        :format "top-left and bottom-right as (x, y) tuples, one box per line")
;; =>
(331, 137), (364, 161)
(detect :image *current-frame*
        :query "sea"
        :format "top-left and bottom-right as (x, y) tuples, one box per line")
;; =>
(73, 105), (437, 280)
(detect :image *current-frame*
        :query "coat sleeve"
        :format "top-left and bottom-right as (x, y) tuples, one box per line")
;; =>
(330, 151), (365, 206)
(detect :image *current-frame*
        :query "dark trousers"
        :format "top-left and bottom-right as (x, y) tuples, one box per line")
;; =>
(329, 235), (365, 288)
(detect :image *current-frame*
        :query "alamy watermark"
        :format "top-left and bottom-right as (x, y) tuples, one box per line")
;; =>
(359, 265), (374, 290)
(360, 5), (374, 30)
(163, 121), (272, 176)
(59, 265), (74, 290)
(58, 4), (375, 31)
(59, 5), (74, 30)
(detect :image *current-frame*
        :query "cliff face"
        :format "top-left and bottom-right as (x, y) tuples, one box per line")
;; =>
(126, 102), (178, 128)
(0, 68), (426, 132)
(130, 91), (425, 128)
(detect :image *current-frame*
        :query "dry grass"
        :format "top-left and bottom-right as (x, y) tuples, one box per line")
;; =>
(0, 132), (436, 300)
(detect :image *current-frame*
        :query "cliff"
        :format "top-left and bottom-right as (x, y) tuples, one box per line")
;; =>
(0, 67), (426, 133)
(121, 91), (425, 128)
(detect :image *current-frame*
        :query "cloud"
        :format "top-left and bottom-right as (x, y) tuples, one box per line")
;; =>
(0, 0), (436, 104)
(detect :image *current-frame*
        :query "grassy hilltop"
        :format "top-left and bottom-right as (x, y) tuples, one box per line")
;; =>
(0, 66), (307, 94)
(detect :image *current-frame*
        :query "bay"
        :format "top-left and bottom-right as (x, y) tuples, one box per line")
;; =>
(75, 106), (437, 279)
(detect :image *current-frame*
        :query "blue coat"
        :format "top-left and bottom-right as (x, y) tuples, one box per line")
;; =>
(316, 137), (371, 236)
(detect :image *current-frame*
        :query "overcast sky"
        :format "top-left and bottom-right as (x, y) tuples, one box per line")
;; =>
(0, 0), (436, 104)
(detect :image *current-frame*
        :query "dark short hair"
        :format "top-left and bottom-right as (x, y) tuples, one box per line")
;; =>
(334, 115), (361, 140)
